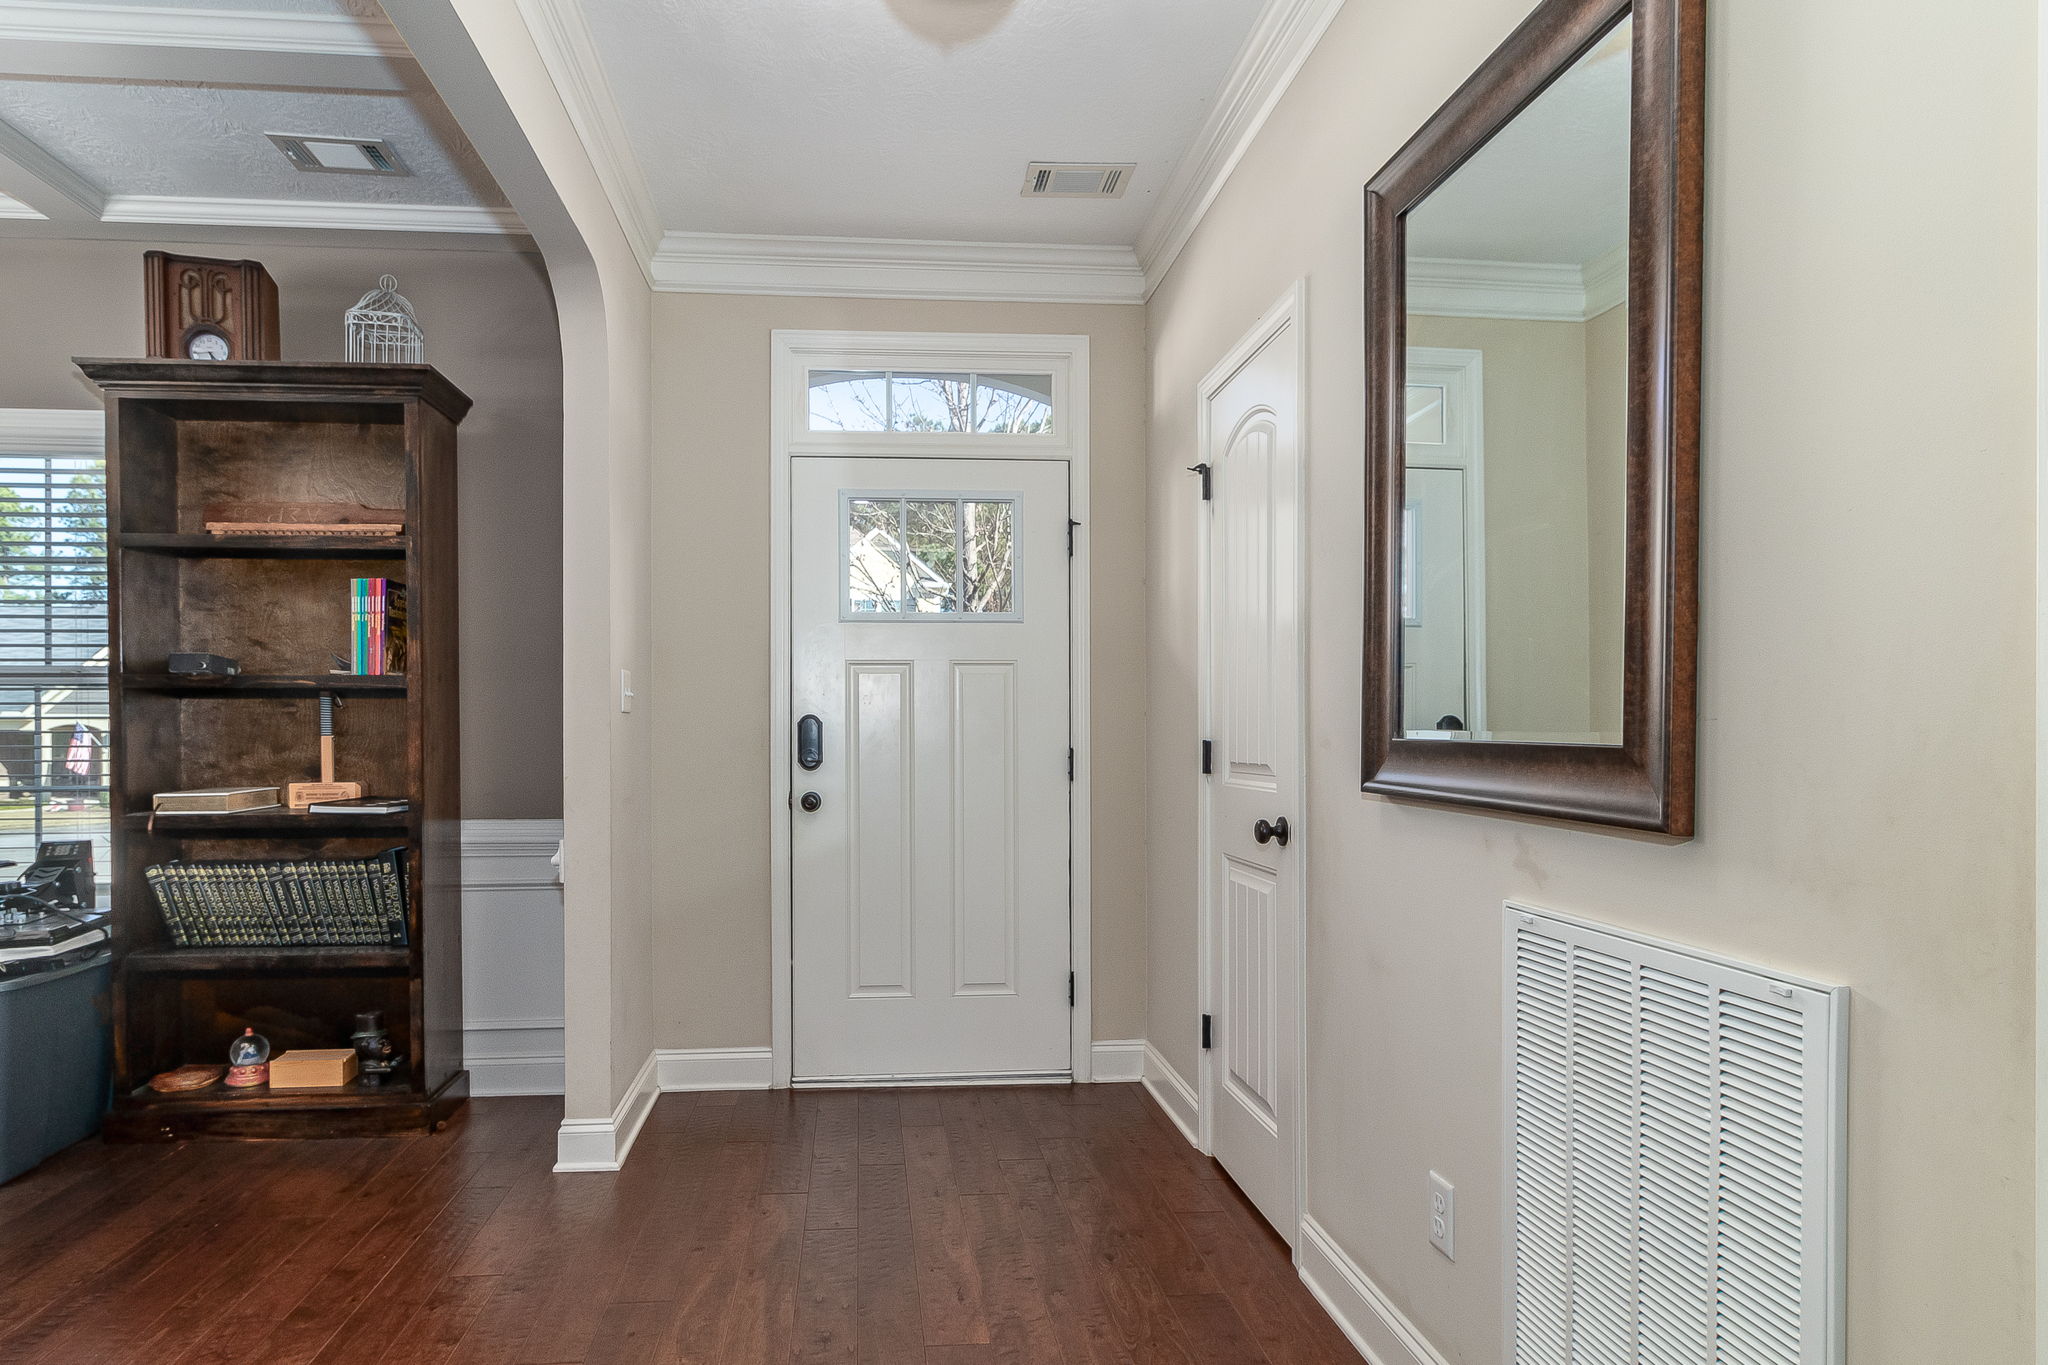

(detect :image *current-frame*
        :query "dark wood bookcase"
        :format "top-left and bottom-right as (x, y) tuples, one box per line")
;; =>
(77, 359), (470, 1139)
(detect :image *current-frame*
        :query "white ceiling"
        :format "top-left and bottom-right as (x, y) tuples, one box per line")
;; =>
(575, 0), (1267, 246)
(1404, 21), (1631, 268)
(0, 0), (518, 245)
(0, 0), (1338, 299)
(0, 78), (500, 206)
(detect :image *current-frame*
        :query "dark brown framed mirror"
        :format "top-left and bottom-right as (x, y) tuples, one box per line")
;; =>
(1362, 0), (1702, 836)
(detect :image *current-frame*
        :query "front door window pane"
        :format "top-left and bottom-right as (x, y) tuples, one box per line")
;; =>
(903, 500), (959, 613)
(960, 501), (1014, 613)
(847, 498), (903, 613)
(844, 495), (1016, 618)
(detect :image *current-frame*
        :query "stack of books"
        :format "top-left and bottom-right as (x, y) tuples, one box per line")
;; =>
(349, 578), (408, 675)
(144, 849), (408, 947)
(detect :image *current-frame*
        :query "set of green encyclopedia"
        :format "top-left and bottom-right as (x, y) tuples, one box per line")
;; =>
(144, 849), (409, 947)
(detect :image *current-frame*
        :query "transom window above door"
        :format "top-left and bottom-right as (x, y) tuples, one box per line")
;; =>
(844, 494), (1017, 618)
(809, 370), (1054, 435)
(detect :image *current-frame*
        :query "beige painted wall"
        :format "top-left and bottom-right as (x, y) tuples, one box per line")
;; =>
(0, 235), (563, 820)
(1147, 1), (2033, 1361)
(1410, 311), (1601, 737)
(647, 292), (1148, 1051)
(1584, 301), (1625, 738)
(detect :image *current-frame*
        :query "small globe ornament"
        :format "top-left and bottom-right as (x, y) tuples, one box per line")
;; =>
(224, 1026), (271, 1088)
(345, 275), (424, 364)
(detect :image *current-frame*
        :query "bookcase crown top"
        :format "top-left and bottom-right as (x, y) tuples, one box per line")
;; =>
(73, 358), (473, 423)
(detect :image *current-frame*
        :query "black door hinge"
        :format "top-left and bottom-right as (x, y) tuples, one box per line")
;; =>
(1201, 1013), (1213, 1049)
(1068, 518), (1079, 556)
(1067, 747), (1075, 781)
(1069, 972), (1077, 1007)
(1201, 739), (1212, 775)
(1188, 462), (1212, 500)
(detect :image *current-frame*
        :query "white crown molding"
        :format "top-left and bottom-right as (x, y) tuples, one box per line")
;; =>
(0, 0), (408, 58)
(1407, 255), (1627, 323)
(1134, 0), (1349, 296)
(0, 408), (103, 456)
(1580, 243), (1628, 319)
(510, 0), (663, 274)
(652, 230), (1146, 304)
(99, 195), (525, 236)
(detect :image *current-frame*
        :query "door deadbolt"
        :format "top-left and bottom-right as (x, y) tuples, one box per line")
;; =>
(800, 791), (822, 813)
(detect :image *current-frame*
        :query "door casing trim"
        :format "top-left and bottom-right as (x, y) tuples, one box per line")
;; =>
(770, 330), (1093, 1087)
(1194, 283), (1310, 1251)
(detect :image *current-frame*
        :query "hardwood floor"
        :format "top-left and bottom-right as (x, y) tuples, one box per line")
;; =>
(0, 1084), (1360, 1364)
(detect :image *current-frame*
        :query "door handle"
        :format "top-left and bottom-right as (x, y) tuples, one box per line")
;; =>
(1253, 816), (1291, 847)
(797, 714), (824, 771)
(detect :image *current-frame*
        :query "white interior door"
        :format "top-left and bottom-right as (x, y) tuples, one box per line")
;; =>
(1202, 312), (1303, 1241)
(791, 456), (1072, 1081)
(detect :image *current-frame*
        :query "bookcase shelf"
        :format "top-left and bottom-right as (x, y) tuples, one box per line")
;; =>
(122, 532), (409, 559)
(123, 946), (412, 974)
(124, 809), (412, 836)
(81, 357), (470, 1142)
(123, 673), (407, 698)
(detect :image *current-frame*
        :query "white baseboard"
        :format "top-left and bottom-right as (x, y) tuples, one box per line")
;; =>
(656, 1046), (775, 1091)
(554, 1048), (659, 1172)
(1296, 1216), (1453, 1365)
(1090, 1038), (1146, 1082)
(1142, 1042), (1201, 1146)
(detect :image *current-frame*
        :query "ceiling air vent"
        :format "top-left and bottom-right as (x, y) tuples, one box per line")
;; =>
(267, 133), (411, 177)
(1021, 163), (1135, 199)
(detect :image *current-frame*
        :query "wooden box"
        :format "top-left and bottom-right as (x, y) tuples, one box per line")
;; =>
(268, 1049), (359, 1089)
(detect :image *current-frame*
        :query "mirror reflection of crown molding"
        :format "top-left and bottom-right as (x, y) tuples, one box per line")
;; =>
(1407, 246), (1628, 323)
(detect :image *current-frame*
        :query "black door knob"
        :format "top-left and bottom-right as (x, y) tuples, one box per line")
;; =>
(1253, 816), (1290, 847)
(800, 792), (822, 812)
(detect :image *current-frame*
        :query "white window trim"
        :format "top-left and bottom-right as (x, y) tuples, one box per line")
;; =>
(770, 330), (1093, 1087)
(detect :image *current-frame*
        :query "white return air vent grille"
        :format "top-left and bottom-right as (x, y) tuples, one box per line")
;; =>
(1021, 163), (1135, 198)
(1506, 904), (1846, 1365)
(267, 133), (410, 177)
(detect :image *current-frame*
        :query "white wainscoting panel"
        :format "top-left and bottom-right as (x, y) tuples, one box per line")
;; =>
(462, 819), (566, 1097)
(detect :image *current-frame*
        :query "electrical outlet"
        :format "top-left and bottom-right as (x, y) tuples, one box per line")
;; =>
(1428, 1171), (1455, 1260)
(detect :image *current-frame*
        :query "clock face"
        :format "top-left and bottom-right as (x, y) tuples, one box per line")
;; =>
(185, 329), (231, 361)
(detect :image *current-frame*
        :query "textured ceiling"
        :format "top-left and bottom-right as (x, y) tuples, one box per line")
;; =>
(76, 0), (387, 14)
(0, 78), (504, 207)
(582, 0), (1267, 245)
(1405, 23), (1631, 266)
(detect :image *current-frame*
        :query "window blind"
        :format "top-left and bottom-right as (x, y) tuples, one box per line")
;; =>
(0, 451), (108, 885)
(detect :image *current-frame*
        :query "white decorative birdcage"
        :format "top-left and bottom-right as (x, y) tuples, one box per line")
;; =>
(344, 275), (424, 363)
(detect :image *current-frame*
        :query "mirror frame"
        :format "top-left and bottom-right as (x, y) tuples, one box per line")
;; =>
(1362, 0), (1703, 836)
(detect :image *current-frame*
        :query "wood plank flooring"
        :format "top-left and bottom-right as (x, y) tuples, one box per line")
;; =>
(0, 1084), (1360, 1365)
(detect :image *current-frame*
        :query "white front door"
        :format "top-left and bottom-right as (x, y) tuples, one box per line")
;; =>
(790, 456), (1072, 1082)
(1202, 308), (1303, 1241)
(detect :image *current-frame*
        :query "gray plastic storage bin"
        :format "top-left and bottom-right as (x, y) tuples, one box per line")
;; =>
(0, 950), (111, 1184)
